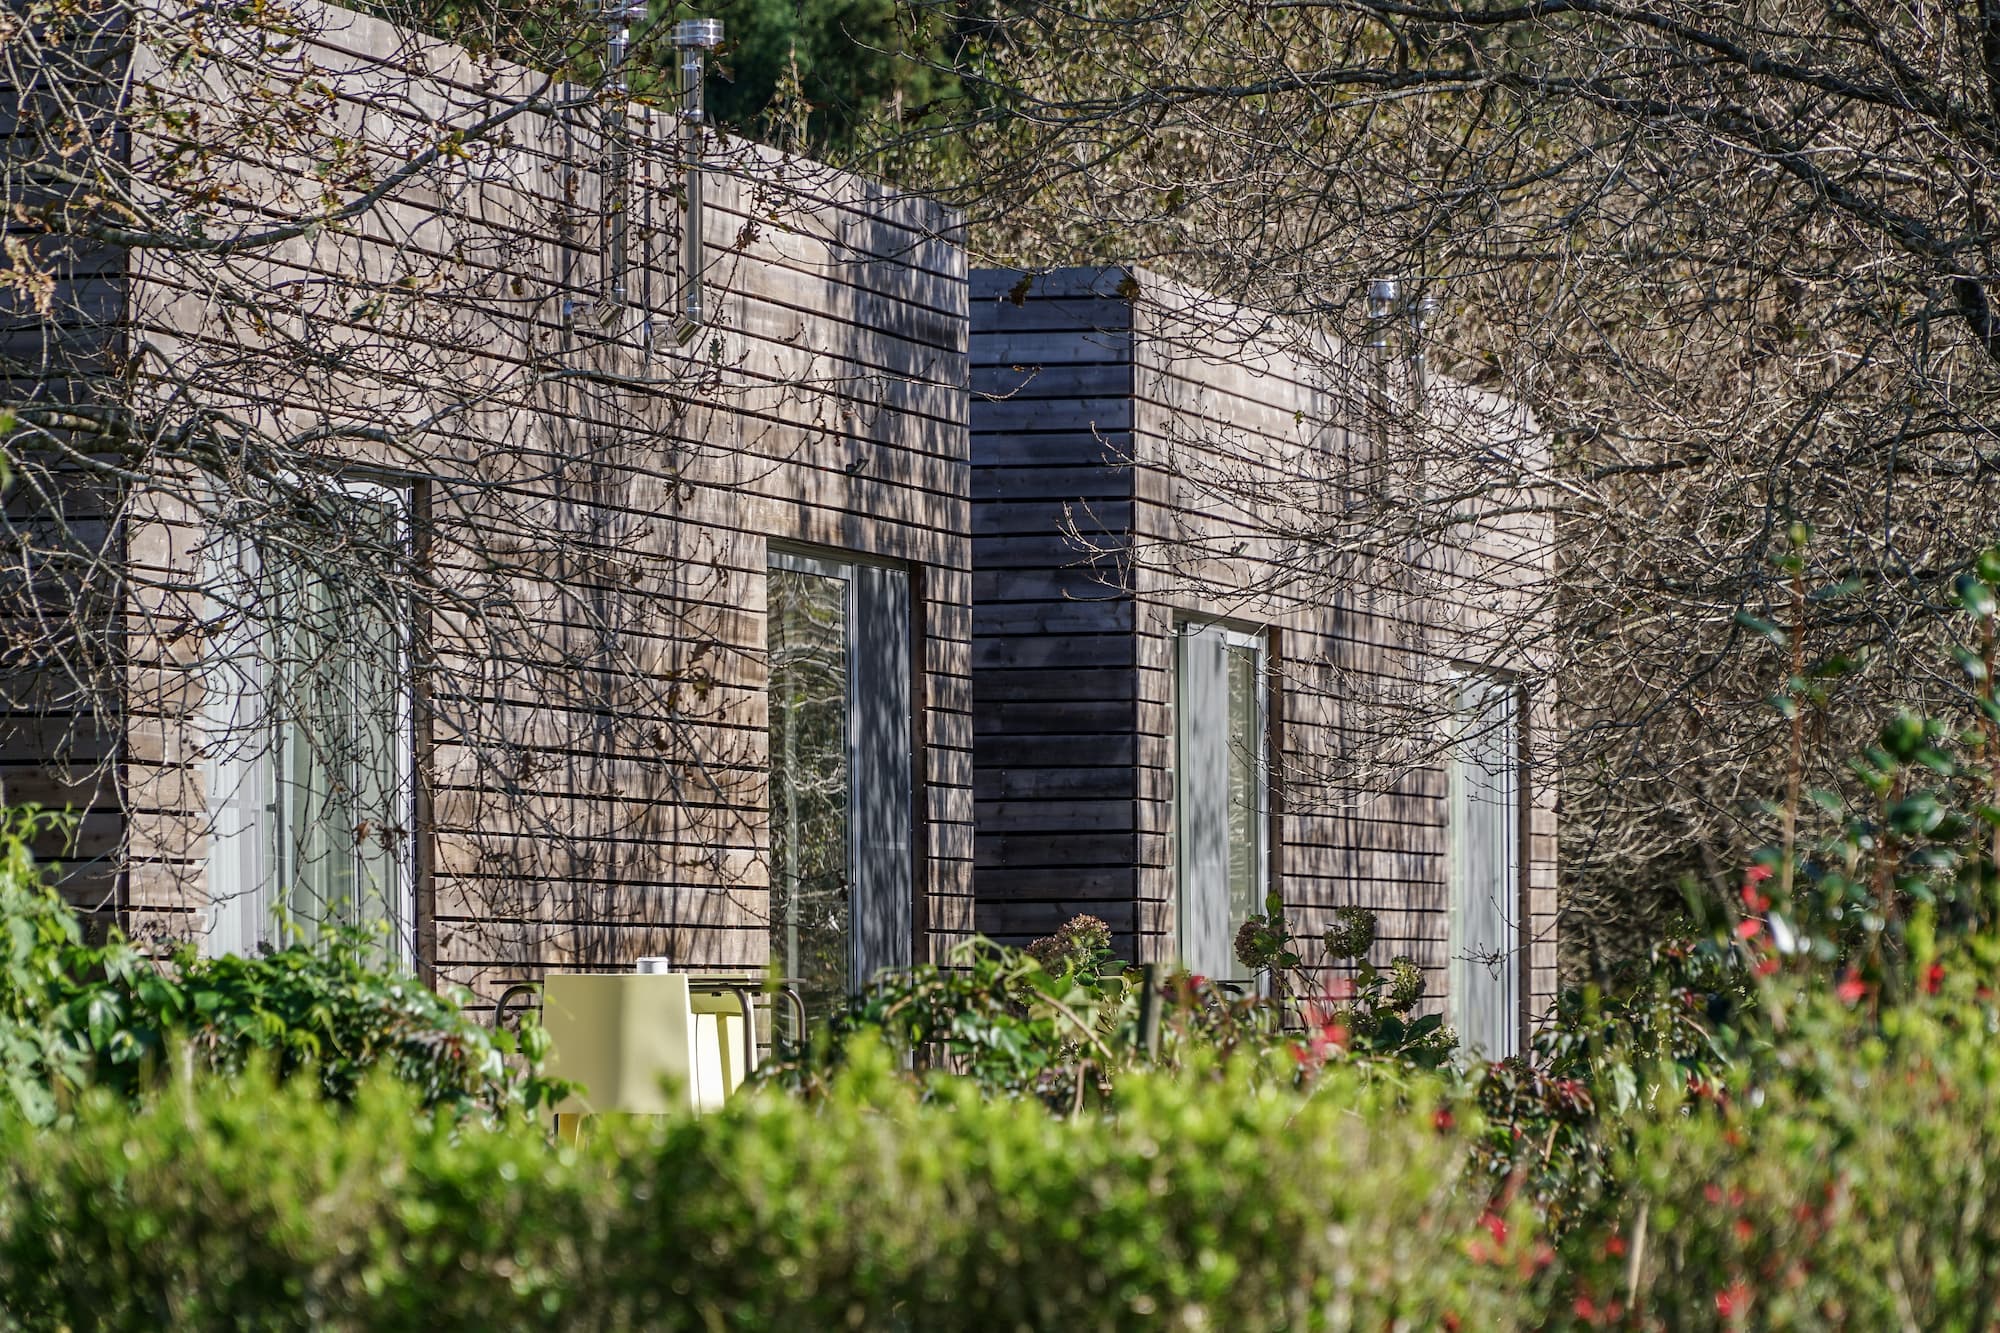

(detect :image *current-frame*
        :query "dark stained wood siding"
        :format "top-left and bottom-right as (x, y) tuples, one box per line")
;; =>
(969, 270), (1145, 952)
(0, 22), (133, 929)
(971, 266), (1561, 1024)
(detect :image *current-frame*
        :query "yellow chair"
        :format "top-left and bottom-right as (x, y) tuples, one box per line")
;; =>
(538, 973), (760, 1134)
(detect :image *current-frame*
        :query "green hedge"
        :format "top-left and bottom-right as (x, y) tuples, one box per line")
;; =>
(0, 1041), (1529, 1331)
(11, 978), (2000, 1330)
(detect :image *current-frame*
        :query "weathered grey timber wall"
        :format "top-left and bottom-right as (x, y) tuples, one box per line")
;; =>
(972, 267), (1559, 1021)
(1, 0), (972, 998)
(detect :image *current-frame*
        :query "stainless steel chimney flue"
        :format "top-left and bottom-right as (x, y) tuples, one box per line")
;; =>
(1364, 277), (1401, 346)
(673, 18), (724, 327)
(601, 0), (648, 307)
(602, 0), (647, 92)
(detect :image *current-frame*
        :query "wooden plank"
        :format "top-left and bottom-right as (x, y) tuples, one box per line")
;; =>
(971, 633), (1135, 670)
(971, 434), (1138, 468)
(970, 268), (1137, 302)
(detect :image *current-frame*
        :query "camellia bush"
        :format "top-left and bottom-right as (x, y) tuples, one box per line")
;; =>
(1553, 917), (2000, 1328)
(757, 902), (1462, 1114)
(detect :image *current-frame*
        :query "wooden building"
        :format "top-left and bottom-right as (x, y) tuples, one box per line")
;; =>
(6, 4), (1561, 1047)
(1, 0), (972, 1013)
(970, 268), (1558, 1053)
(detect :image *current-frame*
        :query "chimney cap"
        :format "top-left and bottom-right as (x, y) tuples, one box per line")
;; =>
(673, 16), (724, 47)
(1365, 277), (1401, 322)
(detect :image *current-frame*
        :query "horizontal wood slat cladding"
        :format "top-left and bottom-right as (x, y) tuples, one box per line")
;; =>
(2, 34), (132, 924)
(3, 0), (973, 1002)
(969, 277), (1143, 952)
(971, 267), (1560, 1029)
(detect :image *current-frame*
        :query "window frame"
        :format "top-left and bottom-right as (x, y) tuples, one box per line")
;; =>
(202, 475), (418, 962)
(1444, 670), (1525, 1059)
(1171, 618), (1271, 988)
(765, 543), (916, 1007)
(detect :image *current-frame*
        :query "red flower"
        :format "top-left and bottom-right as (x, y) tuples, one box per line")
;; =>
(1745, 864), (1773, 884)
(1733, 1217), (1755, 1243)
(1735, 918), (1763, 941)
(1741, 885), (1770, 913)
(1442, 1315), (1462, 1333)
(1925, 962), (1945, 995)
(1754, 955), (1781, 977)
(1479, 1210), (1508, 1244)
(1715, 1281), (1752, 1319)
(1573, 1296), (1601, 1322)
(1836, 972), (1868, 1005)
(1433, 1106), (1456, 1133)
(1604, 1234), (1627, 1258)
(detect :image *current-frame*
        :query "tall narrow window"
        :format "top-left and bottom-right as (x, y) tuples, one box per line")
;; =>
(767, 551), (912, 1025)
(1448, 675), (1522, 1059)
(206, 482), (415, 959)
(1174, 622), (1266, 985)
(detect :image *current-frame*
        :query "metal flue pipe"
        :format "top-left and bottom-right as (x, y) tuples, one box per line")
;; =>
(1362, 277), (1446, 502)
(600, 0), (647, 307)
(1364, 278), (1401, 498)
(602, 0), (646, 91)
(674, 17), (724, 327)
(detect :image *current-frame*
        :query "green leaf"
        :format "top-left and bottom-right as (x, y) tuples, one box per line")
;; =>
(1913, 747), (1956, 776)
(1888, 791), (1944, 836)
(1880, 713), (1926, 761)
(84, 992), (119, 1046)
(1734, 611), (1787, 644)
(1957, 573), (1997, 619)
(1807, 577), (1862, 602)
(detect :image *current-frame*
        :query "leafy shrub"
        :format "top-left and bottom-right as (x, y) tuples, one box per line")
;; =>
(1552, 922), (2000, 1328)
(0, 810), (562, 1124)
(0, 1072), (602, 1331)
(1479, 930), (1759, 1232)
(1237, 892), (1458, 1068)
(765, 901), (1465, 1117)
(760, 910), (1435, 1110)
(0, 1043), (1532, 1331)
(0, 811), (110, 1123)
(755, 925), (1139, 1109)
